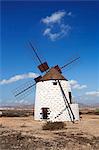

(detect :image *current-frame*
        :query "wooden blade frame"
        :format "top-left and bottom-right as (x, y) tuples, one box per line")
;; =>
(38, 62), (49, 73)
(61, 57), (80, 70)
(13, 80), (36, 100)
(29, 42), (49, 73)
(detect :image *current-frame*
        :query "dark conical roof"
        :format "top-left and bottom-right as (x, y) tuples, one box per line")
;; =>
(40, 67), (67, 81)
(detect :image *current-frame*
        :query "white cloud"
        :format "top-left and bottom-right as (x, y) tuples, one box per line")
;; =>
(69, 80), (87, 90)
(0, 72), (39, 85)
(85, 91), (99, 97)
(43, 28), (51, 35)
(69, 80), (77, 85)
(41, 10), (72, 41)
(41, 10), (66, 25)
(15, 99), (28, 104)
(67, 12), (72, 16)
(75, 91), (99, 105)
(77, 85), (87, 90)
(43, 24), (71, 41)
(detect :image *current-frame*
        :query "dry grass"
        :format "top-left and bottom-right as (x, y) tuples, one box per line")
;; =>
(79, 108), (99, 115)
(0, 114), (99, 150)
(1, 109), (33, 117)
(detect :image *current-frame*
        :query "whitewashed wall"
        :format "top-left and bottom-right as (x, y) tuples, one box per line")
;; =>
(34, 80), (79, 122)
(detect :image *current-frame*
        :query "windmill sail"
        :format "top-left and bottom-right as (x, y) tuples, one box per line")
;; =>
(61, 57), (80, 70)
(57, 80), (75, 123)
(53, 57), (80, 74)
(13, 80), (36, 100)
(29, 41), (49, 72)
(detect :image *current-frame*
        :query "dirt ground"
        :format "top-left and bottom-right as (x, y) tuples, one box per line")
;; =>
(0, 114), (99, 150)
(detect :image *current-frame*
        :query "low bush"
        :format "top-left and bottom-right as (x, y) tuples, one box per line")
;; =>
(95, 109), (99, 115)
(42, 121), (66, 130)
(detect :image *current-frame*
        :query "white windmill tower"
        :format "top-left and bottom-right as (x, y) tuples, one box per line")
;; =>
(14, 42), (80, 122)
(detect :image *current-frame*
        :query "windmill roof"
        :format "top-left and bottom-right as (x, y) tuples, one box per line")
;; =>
(40, 67), (67, 81)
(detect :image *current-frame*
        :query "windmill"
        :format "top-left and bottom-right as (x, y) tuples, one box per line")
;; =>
(14, 42), (80, 122)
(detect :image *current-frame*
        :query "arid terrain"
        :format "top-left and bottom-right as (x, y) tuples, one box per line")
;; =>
(0, 108), (99, 150)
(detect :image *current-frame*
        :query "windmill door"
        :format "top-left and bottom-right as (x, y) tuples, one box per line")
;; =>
(41, 108), (50, 119)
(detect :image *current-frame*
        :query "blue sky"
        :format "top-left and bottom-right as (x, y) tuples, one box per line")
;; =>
(0, 1), (99, 105)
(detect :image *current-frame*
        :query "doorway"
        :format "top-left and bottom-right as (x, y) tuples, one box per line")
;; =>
(41, 107), (50, 119)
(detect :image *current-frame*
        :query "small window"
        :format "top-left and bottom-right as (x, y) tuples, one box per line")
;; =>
(69, 92), (72, 104)
(53, 82), (57, 85)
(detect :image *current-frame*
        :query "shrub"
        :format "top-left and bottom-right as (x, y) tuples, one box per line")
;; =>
(95, 109), (99, 115)
(42, 121), (66, 130)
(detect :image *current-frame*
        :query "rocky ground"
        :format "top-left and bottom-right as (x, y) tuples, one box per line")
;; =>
(0, 113), (99, 150)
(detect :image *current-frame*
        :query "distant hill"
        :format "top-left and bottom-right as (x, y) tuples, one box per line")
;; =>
(0, 104), (34, 110)
(0, 103), (99, 110)
(78, 103), (99, 108)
